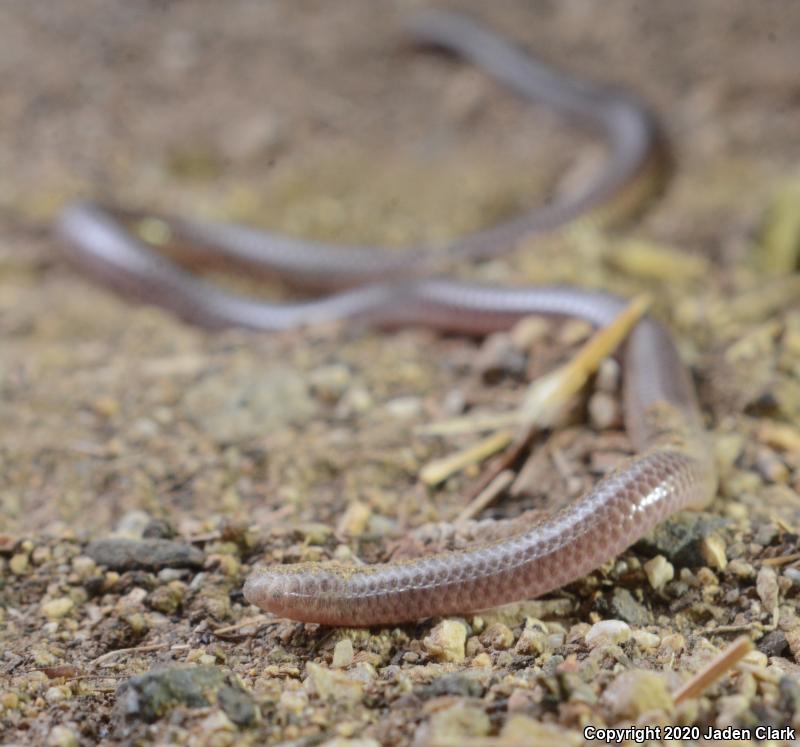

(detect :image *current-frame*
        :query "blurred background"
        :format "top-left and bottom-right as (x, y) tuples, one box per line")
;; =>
(3, 1), (798, 247)
(1, 1), (799, 533)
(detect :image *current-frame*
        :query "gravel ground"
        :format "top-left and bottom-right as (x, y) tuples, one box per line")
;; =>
(2, 2), (800, 745)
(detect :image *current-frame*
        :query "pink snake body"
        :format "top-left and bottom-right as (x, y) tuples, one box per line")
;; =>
(55, 10), (717, 625)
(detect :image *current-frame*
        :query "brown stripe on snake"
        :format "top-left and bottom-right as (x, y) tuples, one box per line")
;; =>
(54, 10), (717, 626)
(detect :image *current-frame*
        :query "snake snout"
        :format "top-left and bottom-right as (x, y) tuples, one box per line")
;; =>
(243, 568), (296, 616)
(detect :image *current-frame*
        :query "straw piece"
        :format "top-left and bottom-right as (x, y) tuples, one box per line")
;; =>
(420, 430), (514, 486)
(672, 636), (754, 705)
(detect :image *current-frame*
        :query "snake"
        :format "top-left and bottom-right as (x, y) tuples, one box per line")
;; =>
(54, 9), (717, 626)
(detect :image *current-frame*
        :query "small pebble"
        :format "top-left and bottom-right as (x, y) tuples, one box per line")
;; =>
(442, 388), (467, 415)
(753, 523), (778, 547)
(658, 633), (686, 658)
(384, 396), (423, 419)
(197, 710), (236, 740)
(608, 587), (651, 626)
(297, 523), (334, 546)
(70, 555), (97, 579)
(146, 582), (186, 614)
(757, 629), (789, 657)
(756, 566), (779, 616)
(423, 619), (467, 663)
(1, 692), (19, 709)
(696, 567), (719, 587)
(585, 619), (631, 648)
(308, 364), (352, 403)
(632, 630), (661, 650)
(714, 433), (745, 473)
(332, 638), (354, 669)
(113, 510), (153, 539)
(306, 662), (364, 703)
(41, 597), (74, 620)
(588, 391), (621, 429)
(336, 385), (373, 417)
(479, 622), (514, 650)
(699, 533), (728, 570)
(34, 647), (59, 667)
(45, 686), (70, 704)
(784, 626), (800, 662)
(142, 518), (175, 540)
(9, 553), (28, 575)
(602, 669), (673, 719)
(427, 702), (490, 739)
(742, 649), (768, 668)
(46, 725), (79, 747)
(509, 316), (549, 350)
(644, 555), (674, 590)
(515, 627), (549, 656)
(465, 636), (483, 658)
(475, 332), (527, 381)
(32, 545), (52, 565)
(280, 690), (308, 714)
(784, 567), (800, 586)
(127, 418), (160, 443)
(727, 558), (755, 579)
(595, 358), (621, 392)
(336, 501), (371, 537)
(212, 553), (239, 577)
(420, 673), (484, 699)
(755, 448), (789, 483)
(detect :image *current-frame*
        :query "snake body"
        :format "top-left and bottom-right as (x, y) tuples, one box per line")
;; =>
(55, 10), (716, 625)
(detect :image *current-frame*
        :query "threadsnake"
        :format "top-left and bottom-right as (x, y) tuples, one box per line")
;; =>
(55, 9), (717, 625)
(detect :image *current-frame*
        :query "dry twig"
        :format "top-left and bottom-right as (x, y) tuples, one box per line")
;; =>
(672, 636), (754, 705)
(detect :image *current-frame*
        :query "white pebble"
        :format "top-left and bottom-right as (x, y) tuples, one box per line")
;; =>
(332, 638), (354, 668)
(585, 619), (631, 648)
(644, 555), (674, 590)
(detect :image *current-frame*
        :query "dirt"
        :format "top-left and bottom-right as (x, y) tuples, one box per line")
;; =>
(2, 2), (800, 745)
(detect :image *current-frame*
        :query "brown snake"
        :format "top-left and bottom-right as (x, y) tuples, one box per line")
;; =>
(55, 10), (717, 625)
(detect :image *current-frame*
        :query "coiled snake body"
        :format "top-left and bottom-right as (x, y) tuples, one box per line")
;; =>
(56, 10), (717, 626)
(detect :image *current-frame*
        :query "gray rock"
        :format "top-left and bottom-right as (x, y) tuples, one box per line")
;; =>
(115, 665), (259, 730)
(635, 512), (728, 567)
(753, 522), (779, 547)
(86, 538), (204, 571)
(418, 673), (485, 699)
(758, 629), (789, 658)
(605, 588), (652, 627)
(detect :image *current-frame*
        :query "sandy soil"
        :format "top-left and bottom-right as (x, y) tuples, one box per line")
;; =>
(2, 2), (800, 745)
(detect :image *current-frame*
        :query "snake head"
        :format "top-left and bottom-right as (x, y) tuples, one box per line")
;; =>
(243, 562), (366, 625)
